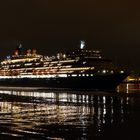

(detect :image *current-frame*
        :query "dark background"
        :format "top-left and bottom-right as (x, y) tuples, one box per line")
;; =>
(0, 0), (140, 72)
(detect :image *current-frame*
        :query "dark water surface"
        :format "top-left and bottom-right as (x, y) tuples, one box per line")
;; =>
(0, 83), (140, 140)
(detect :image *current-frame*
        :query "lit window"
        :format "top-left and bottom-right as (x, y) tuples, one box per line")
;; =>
(82, 74), (85, 76)
(102, 70), (106, 74)
(110, 70), (114, 74)
(72, 74), (77, 77)
(82, 61), (86, 65)
(120, 70), (124, 73)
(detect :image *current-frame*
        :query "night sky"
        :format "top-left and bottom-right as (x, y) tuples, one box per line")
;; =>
(0, 0), (140, 72)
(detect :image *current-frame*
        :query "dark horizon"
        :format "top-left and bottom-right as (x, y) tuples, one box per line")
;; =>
(0, 0), (140, 72)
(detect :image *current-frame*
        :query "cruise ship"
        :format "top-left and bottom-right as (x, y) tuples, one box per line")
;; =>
(0, 41), (128, 90)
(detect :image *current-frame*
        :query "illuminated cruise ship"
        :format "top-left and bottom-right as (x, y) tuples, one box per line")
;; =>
(0, 41), (128, 90)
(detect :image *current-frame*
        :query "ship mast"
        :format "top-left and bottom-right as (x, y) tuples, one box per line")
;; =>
(80, 40), (85, 49)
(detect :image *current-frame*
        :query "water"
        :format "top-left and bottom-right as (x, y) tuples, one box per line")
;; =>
(0, 84), (140, 140)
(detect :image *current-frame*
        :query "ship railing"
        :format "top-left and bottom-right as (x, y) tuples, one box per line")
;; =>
(59, 67), (94, 71)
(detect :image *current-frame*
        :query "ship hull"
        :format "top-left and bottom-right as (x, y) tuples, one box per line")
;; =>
(0, 73), (128, 90)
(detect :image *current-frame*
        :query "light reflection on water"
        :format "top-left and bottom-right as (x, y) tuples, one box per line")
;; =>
(0, 84), (140, 139)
